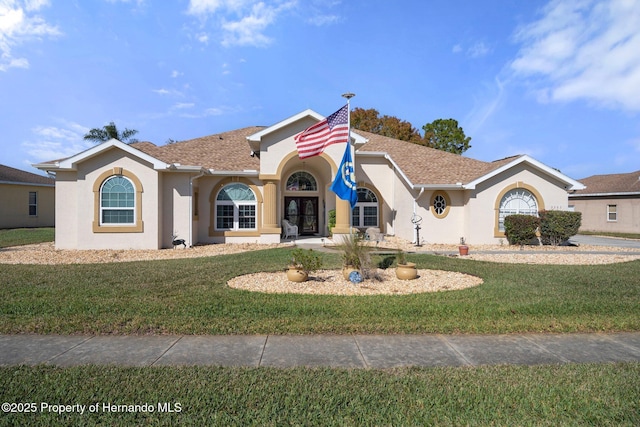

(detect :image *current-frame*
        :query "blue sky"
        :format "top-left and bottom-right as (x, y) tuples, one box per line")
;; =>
(1, 0), (639, 179)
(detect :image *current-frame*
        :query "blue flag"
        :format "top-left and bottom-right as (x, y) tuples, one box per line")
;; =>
(330, 143), (357, 208)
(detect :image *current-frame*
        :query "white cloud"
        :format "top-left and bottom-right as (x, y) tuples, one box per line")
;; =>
(306, 14), (339, 26)
(24, 122), (92, 162)
(187, 0), (253, 15)
(511, 0), (640, 111)
(170, 70), (182, 78)
(186, 0), (296, 47)
(451, 41), (491, 58)
(196, 32), (209, 43)
(152, 87), (185, 97)
(172, 102), (195, 109)
(0, 0), (60, 71)
(467, 41), (490, 58)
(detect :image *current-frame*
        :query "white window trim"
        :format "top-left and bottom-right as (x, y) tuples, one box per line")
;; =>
(215, 184), (257, 231)
(99, 176), (136, 226)
(607, 204), (617, 222)
(498, 189), (538, 232)
(352, 188), (379, 228)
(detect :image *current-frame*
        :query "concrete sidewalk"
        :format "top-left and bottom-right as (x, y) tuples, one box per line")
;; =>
(2, 333), (639, 368)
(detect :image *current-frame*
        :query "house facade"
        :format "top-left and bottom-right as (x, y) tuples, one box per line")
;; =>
(569, 170), (640, 234)
(34, 109), (585, 249)
(0, 164), (55, 229)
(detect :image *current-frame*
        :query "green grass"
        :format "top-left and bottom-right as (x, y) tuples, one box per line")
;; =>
(1, 363), (638, 426)
(1, 249), (638, 334)
(579, 231), (640, 240)
(0, 228), (54, 248)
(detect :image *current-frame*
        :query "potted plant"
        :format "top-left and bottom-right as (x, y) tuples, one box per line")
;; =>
(287, 248), (323, 282)
(395, 251), (417, 280)
(337, 232), (367, 280)
(458, 237), (469, 256)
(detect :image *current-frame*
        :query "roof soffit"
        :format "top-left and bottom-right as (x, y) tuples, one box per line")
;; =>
(54, 139), (168, 171)
(465, 155), (586, 191)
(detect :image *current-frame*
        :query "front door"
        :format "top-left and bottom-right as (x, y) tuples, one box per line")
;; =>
(285, 197), (318, 235)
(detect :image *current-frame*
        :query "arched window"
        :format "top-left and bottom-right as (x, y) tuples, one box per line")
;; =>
(286, 171), (317, 191)
(352, 188), (378, 228)
(100, 176), (135, 224)
(215, 183), (257, 230)
(498, 189), (538, 231)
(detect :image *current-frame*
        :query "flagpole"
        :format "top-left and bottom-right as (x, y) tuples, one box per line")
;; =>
(341, 92), (355, 235)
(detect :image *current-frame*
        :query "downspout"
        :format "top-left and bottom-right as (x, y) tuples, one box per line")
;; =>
(189, 171), (205, 247)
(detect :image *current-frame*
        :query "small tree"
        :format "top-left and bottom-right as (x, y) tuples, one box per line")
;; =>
(422, 118), (471, 154)
(351, 108), (423, 143)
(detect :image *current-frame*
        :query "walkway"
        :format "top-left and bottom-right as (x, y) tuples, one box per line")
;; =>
(2, 333), (639, 368)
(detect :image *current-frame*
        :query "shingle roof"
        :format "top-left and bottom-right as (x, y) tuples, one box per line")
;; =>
(130, 127), (263, 171)
(573, 170), (640, 195)
(131, 127), (524, 186)
(354, 130), (506, 185)
(0, 164), (54, 185)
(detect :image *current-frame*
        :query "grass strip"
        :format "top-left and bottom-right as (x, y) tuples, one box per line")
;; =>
(1, 363), (638, 426)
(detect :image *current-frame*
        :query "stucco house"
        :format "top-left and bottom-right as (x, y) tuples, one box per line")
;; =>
(0, 164), (55, 229)
(34, 109), (585, 250)
(569, 170), (640, 234)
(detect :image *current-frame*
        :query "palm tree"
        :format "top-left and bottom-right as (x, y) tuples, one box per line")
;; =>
(84, 121), (139, 144)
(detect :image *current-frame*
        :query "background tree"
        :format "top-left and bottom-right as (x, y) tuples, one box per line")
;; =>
(351, 108), (423, 143)
(421, 118), (471, 154)
(84, 121), (139, 144)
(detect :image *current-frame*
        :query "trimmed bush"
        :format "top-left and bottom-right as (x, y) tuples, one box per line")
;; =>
(504, 215), (540, 246)
(328, 209), (336, 236)
(539, 210), (582, 245)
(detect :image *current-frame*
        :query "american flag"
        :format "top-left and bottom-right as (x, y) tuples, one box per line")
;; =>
(294, 105), (349, 159)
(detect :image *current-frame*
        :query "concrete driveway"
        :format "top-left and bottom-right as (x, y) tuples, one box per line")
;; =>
(569, 234), (640, 249)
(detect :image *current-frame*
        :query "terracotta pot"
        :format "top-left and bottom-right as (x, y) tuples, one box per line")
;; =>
(396, 263), (417, 280)
(458, 245), (469, 256)
(286, 267), (308, 282)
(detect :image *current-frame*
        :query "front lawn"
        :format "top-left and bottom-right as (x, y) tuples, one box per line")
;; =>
(0, 228), (54, 248)
(1, 249), (638, 335)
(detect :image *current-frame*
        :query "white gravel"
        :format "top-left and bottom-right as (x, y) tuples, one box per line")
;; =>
(227, 268), (483, 295)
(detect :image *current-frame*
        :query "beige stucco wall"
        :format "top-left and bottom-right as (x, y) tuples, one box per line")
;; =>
(160, 172), (194, 248)
(56, 148), (161, 249)
(465, 164), (571, 244)
(571, 196), (640, 234)
(0, 183), (55, 229)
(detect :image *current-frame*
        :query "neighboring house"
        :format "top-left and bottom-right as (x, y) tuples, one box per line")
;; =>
(0, 164), (55, 229)
(569, 170), (640, 234)
(34, 109), (585, 250)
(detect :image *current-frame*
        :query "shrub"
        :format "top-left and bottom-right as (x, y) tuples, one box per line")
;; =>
(290, 248), (323, 274)
(539, 210), (582, 246)
(504, 215), (540, 246)
(327, 209), (336, 236)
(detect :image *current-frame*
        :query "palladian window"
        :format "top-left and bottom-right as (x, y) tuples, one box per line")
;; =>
(498, 189), (538, 231)
(286, 171), (317, 191)
(215, 183), (257, 230)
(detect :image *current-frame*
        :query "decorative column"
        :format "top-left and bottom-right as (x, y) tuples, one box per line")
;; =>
(332, 197), (352, 235)
(262, 180), (280, 234)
